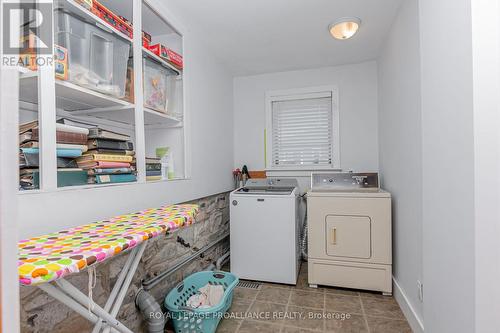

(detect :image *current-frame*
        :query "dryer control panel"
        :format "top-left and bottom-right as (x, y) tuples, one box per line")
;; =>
(311, 172), (379, 191)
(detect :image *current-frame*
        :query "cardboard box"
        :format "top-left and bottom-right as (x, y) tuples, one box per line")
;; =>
(92, 0), (133, 38)
(19, 53), (37, 71)
(20, 45), (68, 81)
(124, 66), (134, 104)
(149, 43), (183, 69)
(119, 14), (152, 45)
(91, 3), (152, 45)
(54, 45), (68, 80)
(142, 37), (150, 49)
(19, 32), (38, 53)
(142, 31), (152, 43)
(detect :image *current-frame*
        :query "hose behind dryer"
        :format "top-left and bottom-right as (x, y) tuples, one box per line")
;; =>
(299, 194), (308, 261)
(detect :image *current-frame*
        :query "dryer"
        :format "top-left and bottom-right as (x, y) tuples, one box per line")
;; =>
(307, 172), (392, 295)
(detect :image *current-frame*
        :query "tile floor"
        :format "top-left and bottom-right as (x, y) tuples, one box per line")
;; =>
(216, 263), (412, 333)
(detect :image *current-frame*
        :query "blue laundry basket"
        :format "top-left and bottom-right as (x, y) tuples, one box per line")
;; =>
(164, 270), (239, 333)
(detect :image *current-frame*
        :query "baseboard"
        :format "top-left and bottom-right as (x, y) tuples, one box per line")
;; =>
(393, 277), (424, 333)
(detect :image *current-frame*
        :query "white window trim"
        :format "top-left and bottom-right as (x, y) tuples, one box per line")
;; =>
(265, 85), (340, 171)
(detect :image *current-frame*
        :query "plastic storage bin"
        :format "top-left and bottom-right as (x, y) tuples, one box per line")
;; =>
(167, 76), (183, 120)
(143, 57), (177, 113)
(54, 9), (130, 98)
(165, 271), (239, 333)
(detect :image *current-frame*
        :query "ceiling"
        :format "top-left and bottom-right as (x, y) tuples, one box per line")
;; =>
(166, 0), (403, 76)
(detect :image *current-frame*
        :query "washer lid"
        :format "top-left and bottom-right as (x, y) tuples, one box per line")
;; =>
(235, 187), (295, 195)
(244, 178), (298, 190)
(235, 178), (298, 196)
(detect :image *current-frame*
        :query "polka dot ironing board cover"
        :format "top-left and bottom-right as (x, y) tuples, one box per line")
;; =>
(18, 204), (199, 286)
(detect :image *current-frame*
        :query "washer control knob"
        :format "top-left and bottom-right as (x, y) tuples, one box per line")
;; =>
(232, 200), (238, 206)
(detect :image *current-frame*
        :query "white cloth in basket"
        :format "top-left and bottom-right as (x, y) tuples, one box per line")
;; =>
(186, 283), (224, 309)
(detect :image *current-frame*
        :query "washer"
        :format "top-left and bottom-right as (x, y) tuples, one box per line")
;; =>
(307, 172), (392, 295)
(230, 178), (300, 285)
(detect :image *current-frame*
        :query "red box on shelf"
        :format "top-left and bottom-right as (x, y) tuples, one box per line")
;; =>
(148, 43), (164, 57)
(91, 0), (133, 38)
(149, 43), (183, 69)
(81, 0), (153, 47)
(119, 15), (151, 47)
(142, 31), (152, 43)
(85, 1), (154, 51)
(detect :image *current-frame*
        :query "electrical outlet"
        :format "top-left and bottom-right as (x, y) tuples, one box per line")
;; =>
(417, 280), (424, 302)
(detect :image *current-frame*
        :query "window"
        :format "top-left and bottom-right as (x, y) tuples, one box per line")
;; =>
(266, 87), (339, 169)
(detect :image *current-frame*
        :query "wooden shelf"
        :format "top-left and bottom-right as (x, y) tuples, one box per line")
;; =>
(143, 48), (182, 75)
(56, 0), (133, 43)
(19, 72), (133, 112)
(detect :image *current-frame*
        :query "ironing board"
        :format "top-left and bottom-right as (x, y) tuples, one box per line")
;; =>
(18, 204), (199, 333)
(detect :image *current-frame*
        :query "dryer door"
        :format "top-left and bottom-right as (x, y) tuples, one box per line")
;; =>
(325, 215), (371, 259)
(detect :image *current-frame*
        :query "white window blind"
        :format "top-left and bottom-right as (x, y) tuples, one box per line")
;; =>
(271, 94), (333, 167)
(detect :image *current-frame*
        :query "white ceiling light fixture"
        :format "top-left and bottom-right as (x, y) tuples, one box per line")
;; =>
(329, 17), (361, 40)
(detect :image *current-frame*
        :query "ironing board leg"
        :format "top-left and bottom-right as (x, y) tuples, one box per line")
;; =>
(55, 279), (134, 333)
(94, 242), (147, 333)
(37, 243), (148, 333)
(38, 283), (100, 324)
(102, 242), (148, 333)
(92, 247), (138, 333)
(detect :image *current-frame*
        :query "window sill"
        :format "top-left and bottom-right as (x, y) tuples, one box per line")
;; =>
(266, 168), (342, 178)
(17, 177), (192, 195)
(265, 167), (342, 171)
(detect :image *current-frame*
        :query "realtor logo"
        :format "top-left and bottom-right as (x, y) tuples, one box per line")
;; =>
(2, 0), (52, 66)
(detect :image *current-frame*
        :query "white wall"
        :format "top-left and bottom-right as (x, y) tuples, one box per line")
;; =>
(419, 0), (475, 332)
(233, 61), (379, 174)
(0, 68), (21, 333)
(16, 0), (235, 239)
(471, 0), (500, 331)
(378, 1), (500, 332)
(377, 0), (423, 331)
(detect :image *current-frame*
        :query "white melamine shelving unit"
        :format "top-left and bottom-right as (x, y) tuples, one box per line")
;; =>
(18, 0), (186, 191)
(20, 71), (134, 111)
(144, 108), (182, 128)
(141, 0), (186, 181)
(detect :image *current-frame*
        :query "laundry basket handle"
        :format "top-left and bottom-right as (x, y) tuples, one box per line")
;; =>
(178, 306), (195, 313)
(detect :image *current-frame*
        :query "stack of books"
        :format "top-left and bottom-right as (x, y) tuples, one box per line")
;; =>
(146, 157), (162, 181)
(78, 128), (137, 184)
(19, 120), (89, 190)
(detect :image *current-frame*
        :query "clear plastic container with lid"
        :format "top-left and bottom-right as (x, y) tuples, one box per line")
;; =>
(54, 9), (131, 98)
(143, 57), (177, 113)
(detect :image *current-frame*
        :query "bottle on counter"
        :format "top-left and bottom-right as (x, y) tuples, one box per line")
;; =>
(168, 153), (175, 180)
(160, 153), (169, 180)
